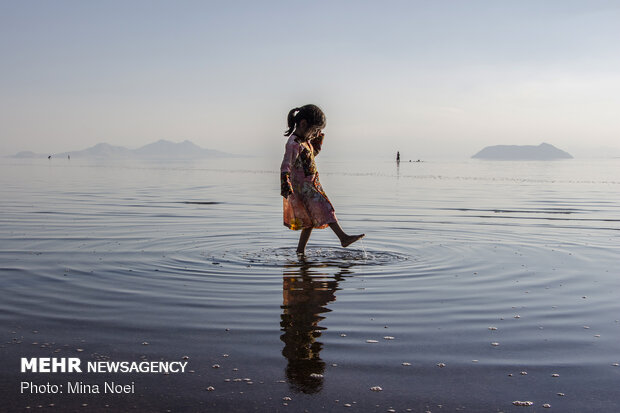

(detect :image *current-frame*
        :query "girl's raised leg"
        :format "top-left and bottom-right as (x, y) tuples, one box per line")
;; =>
(297, 228), (313, 254)
(329, 222), (365, 248)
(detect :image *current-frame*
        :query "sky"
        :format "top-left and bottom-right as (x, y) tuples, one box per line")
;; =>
(1, 0), (619, 160)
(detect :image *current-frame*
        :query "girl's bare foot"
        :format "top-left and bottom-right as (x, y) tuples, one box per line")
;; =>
(341, 234), (365, 248)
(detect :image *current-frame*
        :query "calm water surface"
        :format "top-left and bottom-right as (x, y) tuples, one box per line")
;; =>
(1, 157), (619, 412)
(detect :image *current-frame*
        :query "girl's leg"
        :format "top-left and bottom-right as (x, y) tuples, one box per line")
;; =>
(297, 228), (313, 254)
(329, 222), (365, 248)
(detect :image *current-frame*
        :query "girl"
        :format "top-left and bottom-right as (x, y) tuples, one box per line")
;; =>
(280, 104), (365, 254)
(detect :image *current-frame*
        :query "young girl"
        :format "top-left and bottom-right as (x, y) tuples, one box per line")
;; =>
(280, 104), (365, 254)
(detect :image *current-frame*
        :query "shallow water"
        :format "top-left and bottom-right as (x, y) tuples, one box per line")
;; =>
(1, 157), (619, 412)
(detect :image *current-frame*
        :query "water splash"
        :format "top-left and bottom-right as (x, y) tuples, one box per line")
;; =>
(360, 238), (368, 260)
(231, 246), (405, 268)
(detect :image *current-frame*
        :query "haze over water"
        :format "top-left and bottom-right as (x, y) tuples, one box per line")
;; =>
(1, 157), (619, 412)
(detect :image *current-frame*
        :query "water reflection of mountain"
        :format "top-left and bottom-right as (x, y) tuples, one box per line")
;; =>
(279, 260), (351, 394)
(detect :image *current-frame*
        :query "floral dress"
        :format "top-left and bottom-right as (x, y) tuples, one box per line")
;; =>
(280, 134), (337, 230)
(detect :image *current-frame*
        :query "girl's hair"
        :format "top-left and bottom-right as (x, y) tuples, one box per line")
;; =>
(284, 104), (326, 137)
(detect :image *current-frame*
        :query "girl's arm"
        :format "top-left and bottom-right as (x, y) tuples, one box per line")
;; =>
(310, 133), (324, 156)
(280, 140), (300, 198)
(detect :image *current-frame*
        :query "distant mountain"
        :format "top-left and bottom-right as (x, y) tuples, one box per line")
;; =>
(13, 151), (39, 158)
(472, 143), (573, 160)
(10, 140), (238, 160)
(57, 143), (132, 159)
(131, 140), (232, 159)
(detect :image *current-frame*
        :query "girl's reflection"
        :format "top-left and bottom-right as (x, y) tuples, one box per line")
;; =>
(280, 258), (350, 394)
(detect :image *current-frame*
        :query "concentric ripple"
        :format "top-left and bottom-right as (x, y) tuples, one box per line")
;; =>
(215, 246), (409, 269)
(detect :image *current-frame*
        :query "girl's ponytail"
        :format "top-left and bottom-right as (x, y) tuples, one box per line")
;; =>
(283, 104), (326, 137)
(284, 107), (300, 137)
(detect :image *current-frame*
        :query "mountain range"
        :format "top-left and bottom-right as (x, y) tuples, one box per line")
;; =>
(11, 140), (238, 160)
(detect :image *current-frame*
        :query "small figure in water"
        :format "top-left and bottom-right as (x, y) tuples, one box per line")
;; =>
(396, 151), (400, 163)
(280, 104), (365, 255)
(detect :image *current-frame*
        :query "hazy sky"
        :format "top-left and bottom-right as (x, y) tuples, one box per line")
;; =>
(1, 0), (619, 159)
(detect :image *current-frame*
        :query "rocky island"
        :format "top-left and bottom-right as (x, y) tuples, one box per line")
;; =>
(472, 143), (573, 160)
